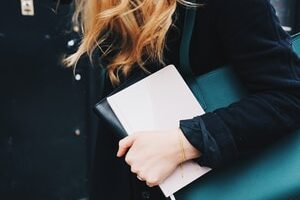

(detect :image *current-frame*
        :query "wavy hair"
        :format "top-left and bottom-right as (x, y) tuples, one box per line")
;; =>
(64, 0), (197, 85)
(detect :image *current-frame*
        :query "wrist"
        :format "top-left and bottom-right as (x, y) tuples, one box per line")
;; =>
(178, 128), (201, 161)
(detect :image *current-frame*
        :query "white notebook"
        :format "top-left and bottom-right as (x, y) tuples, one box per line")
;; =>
(107, 65), (211, 197)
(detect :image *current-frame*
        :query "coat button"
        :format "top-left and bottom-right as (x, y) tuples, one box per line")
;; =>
(75, 74), (81, 81)
(67, 39), (76, 47)
(141, 191), (151, 199)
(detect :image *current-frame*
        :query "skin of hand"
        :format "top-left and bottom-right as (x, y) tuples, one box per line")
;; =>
(117, 128), (201, 187)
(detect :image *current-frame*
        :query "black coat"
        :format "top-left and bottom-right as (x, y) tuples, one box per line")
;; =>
(91, 0), (300, 199)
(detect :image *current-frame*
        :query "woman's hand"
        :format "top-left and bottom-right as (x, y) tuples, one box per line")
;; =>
(117, 128), (201, 187)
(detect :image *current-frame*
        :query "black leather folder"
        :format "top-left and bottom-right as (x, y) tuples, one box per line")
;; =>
(93, 69), (147, 138)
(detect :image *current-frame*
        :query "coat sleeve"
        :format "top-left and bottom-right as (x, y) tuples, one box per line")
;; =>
(180, 0), (300, 168)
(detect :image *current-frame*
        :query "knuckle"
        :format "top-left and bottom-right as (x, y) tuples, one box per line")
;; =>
(146, 181), (154, 187)
(125, 155), (131, 164)
(131, 166), (139, 173)
(119, 140), (125, 147)
(147, 177), (159, 186)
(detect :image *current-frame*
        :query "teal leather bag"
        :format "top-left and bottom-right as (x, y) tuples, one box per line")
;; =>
(175, 6), (300, 200)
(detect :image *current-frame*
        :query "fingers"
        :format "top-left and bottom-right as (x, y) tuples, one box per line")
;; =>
(134, 171), (160, 187)
(117, 133), (161, 188)
(117, 135), (136, 157)
(132, 166), (160, 187)
(145, 176), (160, 187)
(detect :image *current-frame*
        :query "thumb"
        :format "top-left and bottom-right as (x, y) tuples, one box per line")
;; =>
(117, 135), (136, 157)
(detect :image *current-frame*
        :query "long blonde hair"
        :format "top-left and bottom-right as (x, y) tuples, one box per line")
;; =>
(64, 0), (196, 84)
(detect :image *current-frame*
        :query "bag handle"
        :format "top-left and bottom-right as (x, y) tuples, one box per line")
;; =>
(179, 3), (207, 110)
(179, 5), (197, 76)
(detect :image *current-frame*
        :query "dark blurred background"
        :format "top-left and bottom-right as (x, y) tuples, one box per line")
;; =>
(0, 0), (299, 200)
(0, 1), (105, 200)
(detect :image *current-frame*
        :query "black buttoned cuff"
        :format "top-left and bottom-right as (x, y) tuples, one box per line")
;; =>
(180, 112), (238, 168)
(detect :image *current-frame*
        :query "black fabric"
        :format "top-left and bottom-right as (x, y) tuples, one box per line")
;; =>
(180, 116), (222, 168)
(176, 0), (300, 168)
(91, 0), (300, 199)
(0, 1), (90, 199)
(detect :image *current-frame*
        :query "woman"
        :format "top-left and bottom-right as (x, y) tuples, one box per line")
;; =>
(65, 0), (300, 199)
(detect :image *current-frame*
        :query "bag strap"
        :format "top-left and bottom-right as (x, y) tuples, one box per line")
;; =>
(178, 3), (207, 110)
(179, 5), (197, 76)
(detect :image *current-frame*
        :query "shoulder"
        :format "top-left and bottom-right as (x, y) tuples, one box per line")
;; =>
(194, 0), (275, 23)
(206, 0), (274, 15)
(206, 0), (272, 7)
(202, 0), (277, 34)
